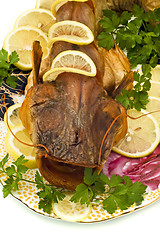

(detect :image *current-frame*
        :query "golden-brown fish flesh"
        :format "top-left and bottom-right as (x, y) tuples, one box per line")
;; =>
(20, 0), (160, 190)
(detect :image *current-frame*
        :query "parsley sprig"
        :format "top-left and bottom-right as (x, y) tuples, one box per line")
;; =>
(35, 171), (65, 214)
(98, 5), (160, 111)
(116, 64), (151, 110)
(0, 154), (28, 198)
(0, 155), (147, 215)
(70, 168), (147, 214)
(98, 5), (160, 67)
(100, 174), (147, 213)
(0, 48), (19, 88)
(0, 154), (65, 214)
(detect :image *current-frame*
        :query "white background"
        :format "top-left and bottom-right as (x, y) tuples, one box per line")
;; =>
(0, 1), (160, 239)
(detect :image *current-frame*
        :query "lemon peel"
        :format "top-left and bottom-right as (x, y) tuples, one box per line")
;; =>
(48, 20), (94, 47)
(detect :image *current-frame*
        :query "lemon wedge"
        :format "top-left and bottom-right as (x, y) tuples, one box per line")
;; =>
(48, 20), (94, 47)
(53, 193), (91, 222)
(112, 109), (160, 158)
(14, 9), (56, 34)
(43, 50), (97, 81)
(4, 103), (22, 129)
(51, 0), (88, 17)
(5, 125), (36, 169)
(3, 26), (49, 71)
(148, 81), (160, 98)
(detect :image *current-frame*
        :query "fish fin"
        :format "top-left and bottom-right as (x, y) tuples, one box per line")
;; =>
(32, 41), (43, 85)
(111, 71), (134, 98)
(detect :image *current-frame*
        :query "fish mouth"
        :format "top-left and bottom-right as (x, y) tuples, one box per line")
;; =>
(36, 155), (85, 190)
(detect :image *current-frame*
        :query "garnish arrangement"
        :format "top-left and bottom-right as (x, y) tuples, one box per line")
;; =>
(1, 0), (160, 223)
(98, 5), (160, 111)
(0, 154), (147, 214)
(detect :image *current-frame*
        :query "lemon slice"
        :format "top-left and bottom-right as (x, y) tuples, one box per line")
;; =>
(151, 65), (160, 82)
(51, 0), (88, 17)
(3, 26), (49, 71)
(5, 125), (36, 169)
(4, 103), (22, 129)
(14, 9), (56, 34)
(145, 96), (160, 133)
(148, 81), (160, 98)
(112, 109), (160, 158)
(51, 50), (96, 72)
(53, 193), (91, 222)
(48, 20), (94, 47)
(43, 50), (97, 81)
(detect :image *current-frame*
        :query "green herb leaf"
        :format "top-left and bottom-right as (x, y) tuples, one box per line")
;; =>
(98, 5), (160, 111)
(3, 183), (13, 198)
(103, 195), (117, 214)
(102, 175), (147, 214)
(14, 155), (28, 166)
(6, 165), (16, 177)
(98, 32), (114, 50)
(0, 48), (8, 62)
(123, 176), (147, 205)
(38, 198), (52, 214)
(9, 51), (19, 65)
(99, 17), (115, 33)
(83, 168), (99, 186)
(35, 171), (44, 189)
(6, 75), (18, 88)
(0, 155), (147, 215)
(0, 154), (9, 170)
(35, 170), (65, 214)
(0, 154), (29, 197)
(133, 4), (144, 18)
(116, 69), (151, 111)
(108, 174), (123, 188)
(70, 183), (91, 205)
(0, 48), (19, 88)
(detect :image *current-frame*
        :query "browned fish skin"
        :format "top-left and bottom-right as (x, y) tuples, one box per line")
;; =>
(22, 73), (126, 167)
(56, 2), (96, 35)
(19, 1), (131, 190)
(20, 74), (127, 189)
(104, 0), (160, 13)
